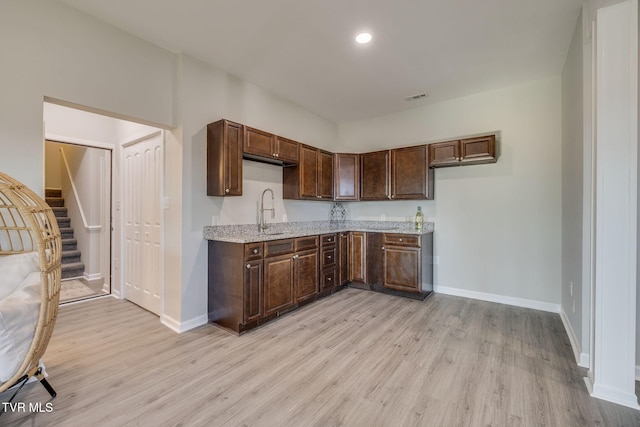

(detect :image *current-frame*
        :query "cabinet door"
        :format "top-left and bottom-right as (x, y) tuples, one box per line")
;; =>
(383, 246), (421, 292)
(338, 232), (349, 285)
(460, 135), (496, 165)
(244, 260), (263, 323)
(300, 145), (319, 199)
(391, 145), (433, 200)
(294, 249), (319, 302)
(428, 140), (460, 167)
(244, 126), (275, 159)
(360, 150), (390, 200)
(318, 150), (334, 200)
(366, 232), (383, 287)
(275, 136), (300, 163)
(264, 253), (295, 316)
(334, 153), (359, 201)
(207, 119), (243, 196)
(349, 232), (367, 283)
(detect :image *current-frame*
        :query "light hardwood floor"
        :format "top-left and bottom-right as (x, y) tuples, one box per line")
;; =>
(2, 289), (639, 426)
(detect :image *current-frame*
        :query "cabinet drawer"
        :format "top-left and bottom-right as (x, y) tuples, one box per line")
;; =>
(321, 246), (336, 269)
(244, 242), (263, 260)
(321, 233), (337, 247)
(295, 236), (319, 251)
(321, 269), (336, 291)
(383, 234), (420, 247)
(264, 239), (295, 257)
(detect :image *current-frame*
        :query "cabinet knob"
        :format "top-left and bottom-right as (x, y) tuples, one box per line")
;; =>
(381, 246), (385, 251)
(328, 255), (332, 259)
(317, 195), (321, 199)
(225, 188), (230, 193)
(328, 277), (332, 281)
(328, 238), (332, 242)
(275, 153), (279, 158)
(246, 264), (251, 269)
(293, 254), (299, 259)
(399, 238), (403, 242)
(253, 248), (258, 254)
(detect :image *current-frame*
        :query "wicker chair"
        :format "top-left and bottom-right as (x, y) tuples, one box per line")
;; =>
(0, 171), (61, 401)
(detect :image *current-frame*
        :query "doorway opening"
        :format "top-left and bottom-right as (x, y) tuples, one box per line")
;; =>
(43, 100), (166, 314)
(44, 140), (112, 303)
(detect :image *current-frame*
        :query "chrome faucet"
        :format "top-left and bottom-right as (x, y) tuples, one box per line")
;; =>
(259, 188), (275, 232)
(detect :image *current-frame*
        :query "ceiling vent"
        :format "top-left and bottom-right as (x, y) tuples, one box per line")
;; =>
(404, 93), (428, 101)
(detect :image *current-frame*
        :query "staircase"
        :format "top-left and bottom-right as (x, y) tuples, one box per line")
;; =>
(45, 189), (85, 279)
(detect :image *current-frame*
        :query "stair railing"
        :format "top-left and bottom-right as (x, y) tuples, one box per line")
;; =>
(59, 148), (101, 232)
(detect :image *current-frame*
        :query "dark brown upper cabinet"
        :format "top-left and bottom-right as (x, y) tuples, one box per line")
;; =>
(207, 119), (243, 196)
(275, 136), (301, 163)
(428, 134), (496, 167)
(334, 153), (360, 201)
(360, 147), (433, 201)
(243, 126), (299, 164)
(360, 150), (390, 201)
(391, 145), (434, 200)
(283, 145), (333, 201)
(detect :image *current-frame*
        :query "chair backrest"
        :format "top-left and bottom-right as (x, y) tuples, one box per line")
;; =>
(0, 171), (62, 393)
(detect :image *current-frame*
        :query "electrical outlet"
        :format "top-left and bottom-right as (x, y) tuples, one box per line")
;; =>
(211, 216), (219, 225)
(572, 299), (575, 314)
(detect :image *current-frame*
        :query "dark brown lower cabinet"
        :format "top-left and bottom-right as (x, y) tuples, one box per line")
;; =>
(208, 231), (433, 334)
(244, 259), (263, 323)
(338, 232), (349, 285)
(381, 233), (433, 296)
(349, 231), (367, 283)
(264, 252), (295, 316)
(294, 248), (319, 302)
(208, 240), (265, 334)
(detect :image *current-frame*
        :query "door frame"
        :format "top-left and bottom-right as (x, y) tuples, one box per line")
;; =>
(43, 132), (114, 295)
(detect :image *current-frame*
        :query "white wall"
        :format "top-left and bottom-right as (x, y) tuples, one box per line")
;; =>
(0, 0), (176, 194)
(561, 10), (586, 364)
(340, 77), (563, 306)
(176, 54), (339, 326)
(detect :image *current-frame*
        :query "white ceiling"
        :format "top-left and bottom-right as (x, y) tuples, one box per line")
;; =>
(58, 0), (584, 124)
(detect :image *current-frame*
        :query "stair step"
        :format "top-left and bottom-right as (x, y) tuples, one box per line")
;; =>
(61, 238), (77, 250)
(62, 250), (81, 264)
(45, 197), (64, 207)
(59, 227), (74, 239)
(56, 217), (71, 228)
(51, 207), (67, 218)
(45, 188), (62, 198)
(61, 262), (84, 279)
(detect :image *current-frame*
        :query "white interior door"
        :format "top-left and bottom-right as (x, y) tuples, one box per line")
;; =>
(123, 133), (163, 315)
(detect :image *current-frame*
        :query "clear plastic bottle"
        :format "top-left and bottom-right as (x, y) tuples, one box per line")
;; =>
(415, 206), (423, 231)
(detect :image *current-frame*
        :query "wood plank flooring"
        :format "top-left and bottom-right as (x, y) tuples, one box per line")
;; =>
(1, 289), (639, 426)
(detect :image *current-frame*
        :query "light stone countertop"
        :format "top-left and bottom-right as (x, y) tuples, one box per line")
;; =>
(203, 220), (434, 243)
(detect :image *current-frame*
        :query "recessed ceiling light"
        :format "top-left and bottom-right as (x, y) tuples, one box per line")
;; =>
(355, 32), (372, 44)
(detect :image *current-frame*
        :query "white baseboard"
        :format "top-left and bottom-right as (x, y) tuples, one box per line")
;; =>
(580, 353), (590, 369)
(161, 314), (208, 333)
(83, 272), (103, 282)
(434, 285), (561, 313)
(559, 308), (587, 367)
(591, 383), (640, 410)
